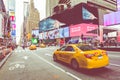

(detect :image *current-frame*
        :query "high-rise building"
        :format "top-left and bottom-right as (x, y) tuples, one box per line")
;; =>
(26, 0), (40, 35)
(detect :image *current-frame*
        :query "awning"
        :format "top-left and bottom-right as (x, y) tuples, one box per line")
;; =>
(87, 28), (117, 34)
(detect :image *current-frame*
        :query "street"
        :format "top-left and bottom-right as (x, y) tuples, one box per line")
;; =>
(0, 46), (120, 80)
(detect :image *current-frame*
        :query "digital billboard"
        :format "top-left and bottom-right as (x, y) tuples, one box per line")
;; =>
(59, 28), (64, 38)
(64, 27), (69, 37)
(48, 30), (55, 39)
(39, 18), (56, 32)
(70, 23), (98, 37)
(39, 33), (43, 39)
(32, 29), (39, 36)
(81, 4), (98, 24)
(117, 0), (120, 11)
(31, 38), (38, 44)
(54, 29), (59, 38)
(104, 11), (120, 26)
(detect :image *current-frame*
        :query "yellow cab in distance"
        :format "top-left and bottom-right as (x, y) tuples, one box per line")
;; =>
(29, 44), (37, 50)
(53, 43), (109, 69)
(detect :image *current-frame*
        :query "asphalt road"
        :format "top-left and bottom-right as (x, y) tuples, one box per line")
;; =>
(0, 46), (120, 80)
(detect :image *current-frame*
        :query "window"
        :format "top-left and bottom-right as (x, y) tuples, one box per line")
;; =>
(65, 46), (74, 51)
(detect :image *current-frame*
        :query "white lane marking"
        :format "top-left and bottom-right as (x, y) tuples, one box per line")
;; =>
(9, 64), (25, 71)
(108, 54), (120, 58)
(45, 54), (52, 56)
(110, 63), (120, 67)
(33, 53), (82, 80)
(23, 56), (28, 60)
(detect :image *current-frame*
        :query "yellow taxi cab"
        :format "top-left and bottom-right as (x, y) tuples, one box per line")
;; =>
(40, 43), (46, 48)
(53, 44), (109, 69)
(29, 44), (37, 50)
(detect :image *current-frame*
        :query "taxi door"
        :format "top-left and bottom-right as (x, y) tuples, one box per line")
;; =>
(62, 46), (75, 63)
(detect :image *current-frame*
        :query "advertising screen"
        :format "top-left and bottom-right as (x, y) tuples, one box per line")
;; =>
(117, 0), (120, 11)
(48, 30), (55, 39)
(82, 4), (98, 24)
(39, 33), (43, 39)
(31, 38), (38, 44)
(59, 28), (64, 38)
(43, 32), (48, 39)
(70, 23), (98, 37)
(32, 29), (39, 37)
(39, 18), (56, 32)
(54, 29), (59, 38)
(104, 11), (120, 26)
(64, 27), (69, 37)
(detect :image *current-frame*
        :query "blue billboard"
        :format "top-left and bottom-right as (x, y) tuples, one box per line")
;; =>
(39, 18), (56, 32)
(64, 27), (69, 37)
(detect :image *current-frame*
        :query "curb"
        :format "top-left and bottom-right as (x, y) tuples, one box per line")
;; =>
(0, 52), (12, 68)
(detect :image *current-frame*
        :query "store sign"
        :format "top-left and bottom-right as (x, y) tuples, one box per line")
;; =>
(70, 23), (98, 37)
(10, 16), (15, 21)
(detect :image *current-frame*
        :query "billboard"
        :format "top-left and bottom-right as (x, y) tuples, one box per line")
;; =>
(59, 28), (64, 38)
(32, 29), (39, 37)
(70, 23), (98, 37)
(117, 0), (120, 11)
(104, 11), (120, 26)
(39, 18), (57, 32)
(48, 30), (55, 39)
(64, 27), (69, 37)
(31, 38), (38, 44)
(81, 4), (98, 24)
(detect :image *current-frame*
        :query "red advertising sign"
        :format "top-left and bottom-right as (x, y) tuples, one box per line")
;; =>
(70, 23), (98, 37)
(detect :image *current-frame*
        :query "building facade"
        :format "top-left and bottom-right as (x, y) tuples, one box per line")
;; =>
(26, 0), (40, 36)
(45, 0), (117, 43)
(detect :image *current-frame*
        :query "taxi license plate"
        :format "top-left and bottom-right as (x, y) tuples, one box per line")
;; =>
(98, 56), (103, 59)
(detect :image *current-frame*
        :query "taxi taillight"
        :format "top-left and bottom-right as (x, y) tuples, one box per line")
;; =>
(102, 51), (107, 55)
(84, 54), (95, 59)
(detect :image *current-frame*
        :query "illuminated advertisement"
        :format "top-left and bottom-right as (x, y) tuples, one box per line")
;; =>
(117, 0), (120, 11)
(48, 30), (55, 39)
(31, 38), (38, 44)
(32, 29), (39, 37)
(70, 23), (98, 37)
(81, 4), (98, 24)
(117, 31), (120, 42)
(54, 29), (59, 38)
(39, 18), (56, 32)
(64, 27), (69, 37)
(39, 33), (43, 39)
(11, 30), (16, 36)
(59, 28), (64, 38)
(104, 11), (120, 26)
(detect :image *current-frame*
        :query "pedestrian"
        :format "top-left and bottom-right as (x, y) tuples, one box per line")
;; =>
(60, 39), (64, 47)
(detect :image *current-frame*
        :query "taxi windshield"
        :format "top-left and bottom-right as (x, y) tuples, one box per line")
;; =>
(77, 45), (97, 51)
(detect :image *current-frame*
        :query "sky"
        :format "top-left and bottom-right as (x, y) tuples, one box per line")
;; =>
(34, 0), (46, 20)
(15, 0), (46, 44)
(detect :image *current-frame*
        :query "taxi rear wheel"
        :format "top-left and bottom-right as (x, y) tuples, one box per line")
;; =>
(71, 59), (79, 70)
(53, 54), (58, 61)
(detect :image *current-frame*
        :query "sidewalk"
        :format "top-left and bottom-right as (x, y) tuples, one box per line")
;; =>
(0, 52), (12, 68)
(98, 46), (120, 52)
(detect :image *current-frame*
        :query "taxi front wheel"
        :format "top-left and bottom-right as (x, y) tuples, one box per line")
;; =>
(71, 59), (79, 70)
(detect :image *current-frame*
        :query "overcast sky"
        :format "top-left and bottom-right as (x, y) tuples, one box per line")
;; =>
(34, 0), (46, 20)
